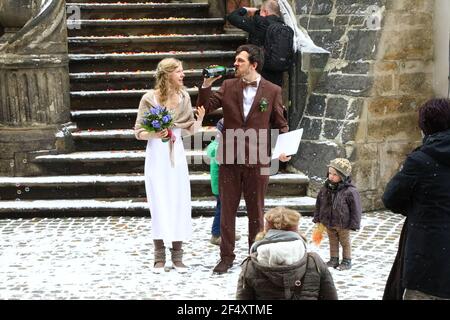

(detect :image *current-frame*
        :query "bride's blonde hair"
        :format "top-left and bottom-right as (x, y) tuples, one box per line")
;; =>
(255, 207), (303, 241)
(154, 58), (182, 105)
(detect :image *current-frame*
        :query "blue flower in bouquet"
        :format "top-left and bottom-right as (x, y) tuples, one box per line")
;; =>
(151, 120), (161, 129)
(162, 114), (171, 124)
(140, 104), (175, 143)
(150, 106), (162, 115)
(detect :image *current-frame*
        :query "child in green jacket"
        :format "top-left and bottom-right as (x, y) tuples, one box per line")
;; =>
(206, 119), (223, 245)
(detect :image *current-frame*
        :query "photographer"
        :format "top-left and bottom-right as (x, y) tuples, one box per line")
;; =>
(227, 0), (287, 87)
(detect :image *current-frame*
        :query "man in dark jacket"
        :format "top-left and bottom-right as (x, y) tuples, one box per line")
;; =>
(226, 0), (286, 87)
(382, 98), (450, 300)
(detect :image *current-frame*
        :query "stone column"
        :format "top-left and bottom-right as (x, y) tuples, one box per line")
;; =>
(0, 0), (70, 176)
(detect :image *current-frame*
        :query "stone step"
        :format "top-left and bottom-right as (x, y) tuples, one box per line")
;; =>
(69, 69), (233, 92)
(70, 69), (201, 91)
(0, 196), (316, 218)
(31, 150), (209, 174)
(68, 18), (223, 37)
(70, 86), (219, 109)
(68, 34), (246, 54)
(70, 108), (223, 129)
(70, 127), (217, 151)
(33, 149), (209, 162)
(66, 3), (210, 20)
(0, 173), (309, 201)
(67, 0), (171, 3)
(69, 50), (236, 73)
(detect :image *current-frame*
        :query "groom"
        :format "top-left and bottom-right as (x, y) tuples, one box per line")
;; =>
(197, 44), (290, 273)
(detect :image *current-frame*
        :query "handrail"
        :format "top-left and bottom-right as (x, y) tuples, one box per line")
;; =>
(7, 0), (59, 44)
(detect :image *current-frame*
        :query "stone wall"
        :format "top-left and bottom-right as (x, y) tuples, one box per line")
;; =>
(433, 0), (450, 97)
(289, 0), (435, 210)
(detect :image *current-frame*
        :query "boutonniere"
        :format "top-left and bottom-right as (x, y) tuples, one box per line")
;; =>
(259, 97), (268, 112)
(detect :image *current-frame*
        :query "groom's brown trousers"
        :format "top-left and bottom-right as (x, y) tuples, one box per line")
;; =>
(218, 164), (270, 263)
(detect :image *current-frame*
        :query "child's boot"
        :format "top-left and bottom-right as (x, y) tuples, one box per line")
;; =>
(338, 258), (352, 270)
(326, 257), (339, 268)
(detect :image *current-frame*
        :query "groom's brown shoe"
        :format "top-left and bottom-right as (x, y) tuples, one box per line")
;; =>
(213, 259), (233, 274)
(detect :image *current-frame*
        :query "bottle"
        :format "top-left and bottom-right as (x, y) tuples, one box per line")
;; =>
(202, 66), (235, 78)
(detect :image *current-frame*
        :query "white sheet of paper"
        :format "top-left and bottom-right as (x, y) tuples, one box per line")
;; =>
(271, 128), (303, 159)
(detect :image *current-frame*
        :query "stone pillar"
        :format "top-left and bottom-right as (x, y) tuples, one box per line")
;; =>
(0, 0), (70, 176)
(206, 0), (227, 19)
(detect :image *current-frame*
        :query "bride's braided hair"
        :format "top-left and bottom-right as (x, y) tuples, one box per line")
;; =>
(154, 58), (182, 105)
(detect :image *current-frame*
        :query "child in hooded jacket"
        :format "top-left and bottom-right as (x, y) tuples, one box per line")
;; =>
(236, 206), (338, 300)
(206, 119), (223, 245)
(313, 158), (362, 270)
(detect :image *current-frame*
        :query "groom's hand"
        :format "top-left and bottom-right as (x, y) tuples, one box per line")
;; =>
(202, 75), (221, 88)
(279, 153), (291, 162)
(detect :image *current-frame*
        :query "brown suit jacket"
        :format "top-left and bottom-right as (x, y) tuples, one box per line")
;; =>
(197, 77), (288, 166)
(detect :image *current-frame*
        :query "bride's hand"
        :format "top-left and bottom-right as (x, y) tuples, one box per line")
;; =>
(156, 129), (168, 139)
(196, 106), (205, 121)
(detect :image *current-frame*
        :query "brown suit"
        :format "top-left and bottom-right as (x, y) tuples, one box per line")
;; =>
(197, 77), (288, 263)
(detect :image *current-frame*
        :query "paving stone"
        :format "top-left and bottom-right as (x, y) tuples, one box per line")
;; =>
(0, 211), (403, 299)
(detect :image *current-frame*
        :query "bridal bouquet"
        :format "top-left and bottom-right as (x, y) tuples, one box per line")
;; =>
(141, 105), (175, 143)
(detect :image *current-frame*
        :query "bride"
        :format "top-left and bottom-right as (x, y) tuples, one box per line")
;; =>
(134, 58), (205, 272)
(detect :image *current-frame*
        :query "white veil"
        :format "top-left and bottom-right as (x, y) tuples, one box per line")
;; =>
(277, 0), (329, 53)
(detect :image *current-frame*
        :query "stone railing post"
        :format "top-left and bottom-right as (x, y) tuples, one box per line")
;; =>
(208, 0), (227, 19)
(0, 0), (71, 176)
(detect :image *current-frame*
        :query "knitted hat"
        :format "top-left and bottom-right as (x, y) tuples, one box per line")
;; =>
(327, 158), (352, 178)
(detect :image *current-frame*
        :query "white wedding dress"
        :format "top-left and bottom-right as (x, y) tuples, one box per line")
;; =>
(144, 119), (192, 243)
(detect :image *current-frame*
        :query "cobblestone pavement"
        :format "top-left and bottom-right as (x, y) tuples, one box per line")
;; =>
(0, 210), (404, 300)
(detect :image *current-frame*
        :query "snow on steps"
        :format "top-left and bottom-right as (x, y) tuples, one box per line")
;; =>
(69, 51), (234, 61)
(0, 196), (316, 217)
(68, 18), (224, 27)
(33, 150), (205, 163)
(69, 70), (202, 80)
(68, 34), (246, 44)
(71, 126), (217, 140)
(66, 3), (210, 10)
(70, 108), (223, 118)
(70, 86), (220, 98)
(0, 173), (309, 187)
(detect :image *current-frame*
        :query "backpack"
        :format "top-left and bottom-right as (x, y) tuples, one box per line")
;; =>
(264, 22), (294, 72)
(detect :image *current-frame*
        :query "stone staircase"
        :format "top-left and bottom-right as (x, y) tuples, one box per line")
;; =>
(0, 0), (316, 217)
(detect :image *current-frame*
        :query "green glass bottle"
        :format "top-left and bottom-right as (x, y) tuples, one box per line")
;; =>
(202, 66), (235, 78)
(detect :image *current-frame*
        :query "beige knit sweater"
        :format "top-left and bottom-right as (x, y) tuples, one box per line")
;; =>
(134, 89), (201, 140)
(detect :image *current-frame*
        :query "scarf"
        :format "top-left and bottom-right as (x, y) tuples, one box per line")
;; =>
(138, 89), (196, 167)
